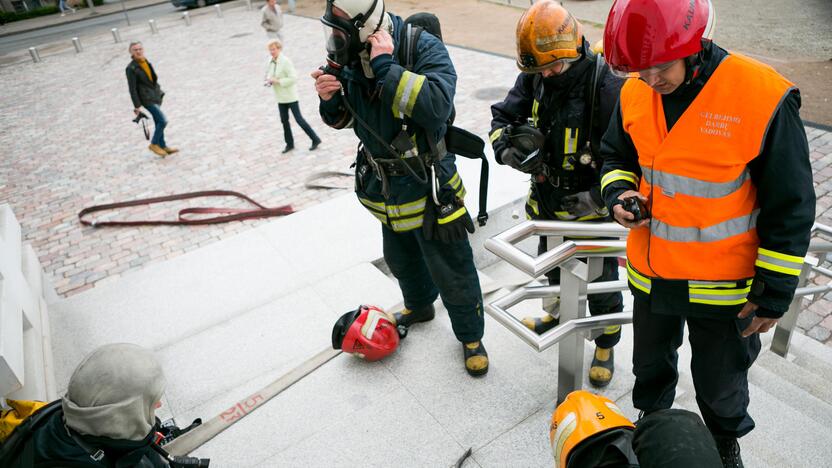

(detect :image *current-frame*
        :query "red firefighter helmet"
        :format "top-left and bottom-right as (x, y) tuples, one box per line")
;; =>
(332, 305), (399, 361)
(603, 0), (716, 75)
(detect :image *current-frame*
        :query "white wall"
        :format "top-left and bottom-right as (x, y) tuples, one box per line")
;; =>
(0, 204), (57, 402)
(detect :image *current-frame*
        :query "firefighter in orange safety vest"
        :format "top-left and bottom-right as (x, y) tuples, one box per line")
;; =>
(600, 1), (816, 467)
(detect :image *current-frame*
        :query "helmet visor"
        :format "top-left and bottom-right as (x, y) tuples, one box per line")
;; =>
(322, 21), (352, 66)
(609, 59), (677, 79)
(518, 54), (581, 74)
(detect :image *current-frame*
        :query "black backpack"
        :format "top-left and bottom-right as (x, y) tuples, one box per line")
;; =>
(398, 12), (490, 226)
(0, 400), (62, 467)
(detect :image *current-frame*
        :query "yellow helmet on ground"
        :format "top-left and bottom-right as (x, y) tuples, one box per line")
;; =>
(550, 390), (635, 468)
(515, 0), (584, 73)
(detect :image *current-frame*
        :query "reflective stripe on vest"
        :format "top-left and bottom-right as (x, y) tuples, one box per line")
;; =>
(651, 209), (759, 243)
(642, 166), (751, 199)
(620, 53), (794, 281)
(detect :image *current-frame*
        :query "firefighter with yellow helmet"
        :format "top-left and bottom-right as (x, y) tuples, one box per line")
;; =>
(489, 0), (625, 387)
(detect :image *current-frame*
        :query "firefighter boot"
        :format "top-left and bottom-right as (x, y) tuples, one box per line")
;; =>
(715, 437), (744, 468)
(463, 341), (489, 377)
(521, 297), (560, 334)
(392, 304), (435, 335)
(589, 346), (615, 388)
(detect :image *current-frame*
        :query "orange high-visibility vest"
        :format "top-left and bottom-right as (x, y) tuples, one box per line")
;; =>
(620, 53), (794, 281)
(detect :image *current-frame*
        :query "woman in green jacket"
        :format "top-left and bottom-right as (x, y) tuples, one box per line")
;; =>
(265, 39), (321, 153)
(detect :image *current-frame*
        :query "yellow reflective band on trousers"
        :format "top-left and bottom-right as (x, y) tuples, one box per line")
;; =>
(688, 279), (752, 306)
(358, 196), (427, 232)
(391, 215), (424, 232)
(642, 166), (750, 199)
(604, 325), (621, 335)
(600, 170), (639, 192)
(755, 247), (804, 276)
(626, 262), (651, 294)
(386, 197), (426, 219)
(489, 127), (504, 143)
(392, 70), (426, 118)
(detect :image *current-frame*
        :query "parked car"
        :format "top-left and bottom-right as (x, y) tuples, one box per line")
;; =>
(171, 0), (229, 9)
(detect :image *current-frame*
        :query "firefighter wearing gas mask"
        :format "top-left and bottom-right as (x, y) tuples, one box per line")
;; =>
(489, 0), (624, 387)
(312, 0), (488, 377)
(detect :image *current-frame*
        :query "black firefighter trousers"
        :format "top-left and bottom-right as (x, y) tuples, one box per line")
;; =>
(382, 226), (484, 344)
(632, 296), (762, 438)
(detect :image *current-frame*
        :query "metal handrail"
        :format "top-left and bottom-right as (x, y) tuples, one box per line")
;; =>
(484, 220), (832, 402)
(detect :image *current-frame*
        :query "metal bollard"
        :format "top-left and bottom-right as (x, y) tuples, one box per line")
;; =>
(111, 28), (121, 43)
(182, 11), (191, 26)
(149, 19), (158, 34)
(245, 0), (251, 11)
(214, 4), (222, 17)
(28, 47), (41, 63)
(72, 37), (83, 53)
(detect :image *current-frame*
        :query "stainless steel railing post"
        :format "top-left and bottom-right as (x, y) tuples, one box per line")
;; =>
(557, 258), (590, 404)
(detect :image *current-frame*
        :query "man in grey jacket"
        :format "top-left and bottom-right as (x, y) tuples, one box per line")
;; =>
(260, 0), (283, 39)
(126, 42), (177, 157)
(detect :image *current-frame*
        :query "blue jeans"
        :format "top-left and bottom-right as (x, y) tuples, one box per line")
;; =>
(145, 103), (167, 148)
(382, 226), (484, 343)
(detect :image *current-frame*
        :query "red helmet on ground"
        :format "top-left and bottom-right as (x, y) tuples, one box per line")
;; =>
(332, 305), (399, 361)
(603, 0), (715, 75)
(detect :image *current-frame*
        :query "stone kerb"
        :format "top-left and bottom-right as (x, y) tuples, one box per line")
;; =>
(0, 204), (57, 402)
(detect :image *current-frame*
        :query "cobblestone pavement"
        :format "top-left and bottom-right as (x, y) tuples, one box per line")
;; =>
(0, 9), (518, 297)
(0, 8), (831, 345)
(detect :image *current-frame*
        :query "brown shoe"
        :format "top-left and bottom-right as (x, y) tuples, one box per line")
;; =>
(148, 144), (167, 157)
(163, 147), (179, 154)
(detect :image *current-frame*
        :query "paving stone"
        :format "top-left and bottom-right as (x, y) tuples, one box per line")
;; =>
(798, 310), (824, 330)
(807, 325), (832, 342)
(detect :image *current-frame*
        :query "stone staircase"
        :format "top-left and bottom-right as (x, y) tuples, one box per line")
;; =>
(45, 186), (832, 466)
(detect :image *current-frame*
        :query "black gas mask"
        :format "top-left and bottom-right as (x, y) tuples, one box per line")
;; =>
(321, 0), (384, 68)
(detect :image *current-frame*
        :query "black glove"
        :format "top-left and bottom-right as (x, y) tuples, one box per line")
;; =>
(423, 187), (475, 243)
(561, 186), (607, 219)
(500, 147), (544, 174)
(423, 198), (475, 243)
